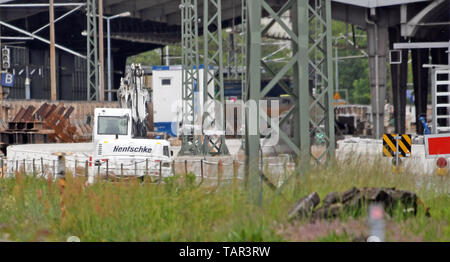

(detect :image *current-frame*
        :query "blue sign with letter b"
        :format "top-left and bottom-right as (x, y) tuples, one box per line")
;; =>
(1, 73), (14, 87)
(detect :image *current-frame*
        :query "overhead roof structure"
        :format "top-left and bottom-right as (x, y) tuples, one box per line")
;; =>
(1, 0), (448, 47)
(260, 0), (449, 41)
(333, 0), (430, 8)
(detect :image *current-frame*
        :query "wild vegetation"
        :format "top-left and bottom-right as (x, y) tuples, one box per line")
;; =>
(0, 159), (448, 242)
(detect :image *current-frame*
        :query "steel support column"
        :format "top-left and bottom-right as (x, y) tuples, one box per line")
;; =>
(411, 48), (429, 135)
(87, 0), (99, 101)
(202, 0), (229, 155)
(367, 24), (389, 138)
(98, 0), (104, 101)
(241, 0), (248, 102)
(240, 0), (248, 151)
(179, 0), (202, 155)
(50, 0), (57, 101)
(389, 26), (408, 134)
(245, 0), (262, 202)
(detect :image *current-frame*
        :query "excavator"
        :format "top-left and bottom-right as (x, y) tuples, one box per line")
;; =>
(6, 64), (173, 182)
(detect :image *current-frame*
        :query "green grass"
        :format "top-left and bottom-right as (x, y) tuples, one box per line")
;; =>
(0, 158), (448, 242)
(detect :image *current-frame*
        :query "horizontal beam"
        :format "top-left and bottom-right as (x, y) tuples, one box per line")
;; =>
(422, 64), (450, 69)
(0, 36), (34, 40)
(110, 33), (177, 45)
(393, 41), (450, 49)
(0, 3), (86, 8)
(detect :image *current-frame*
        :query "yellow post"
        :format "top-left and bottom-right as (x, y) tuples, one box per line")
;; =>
(436, 168), (448, 177)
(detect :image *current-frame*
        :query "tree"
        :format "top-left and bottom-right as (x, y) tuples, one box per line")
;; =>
(127, 49), (161, 65)
(352, 76), (370, 104)
(127, 44), (183, 66)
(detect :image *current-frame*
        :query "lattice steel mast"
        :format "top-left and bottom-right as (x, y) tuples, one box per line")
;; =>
(86, 0), (99, 101)
(244, 0), (335, 200)
(179, 0), (203, 155)
(202, 0), (229, 155)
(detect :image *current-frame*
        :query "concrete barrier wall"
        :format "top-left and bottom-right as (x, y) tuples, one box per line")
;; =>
(336, 138), (437, 175)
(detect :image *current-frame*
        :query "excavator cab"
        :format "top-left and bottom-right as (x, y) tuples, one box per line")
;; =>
(93, 108), (133, 141)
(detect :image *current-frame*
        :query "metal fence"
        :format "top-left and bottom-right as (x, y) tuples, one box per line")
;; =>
(0, 155), (297, 186)
(0, 157), (171, 181)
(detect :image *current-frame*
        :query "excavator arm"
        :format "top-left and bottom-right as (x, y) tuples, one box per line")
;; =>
(117, 64), (150, 138)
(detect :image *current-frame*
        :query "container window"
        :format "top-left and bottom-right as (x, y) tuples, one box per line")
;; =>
(161, 78), (171, 86)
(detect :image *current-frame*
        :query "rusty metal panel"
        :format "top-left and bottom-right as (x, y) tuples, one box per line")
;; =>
(12, 107), (26, 122)
(63, 106), (75, 119)
(21, 106), (36, 121)
(34, 103), (49, 120)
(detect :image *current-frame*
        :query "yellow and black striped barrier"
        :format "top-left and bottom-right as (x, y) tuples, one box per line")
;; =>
(382, 134), (412, 158)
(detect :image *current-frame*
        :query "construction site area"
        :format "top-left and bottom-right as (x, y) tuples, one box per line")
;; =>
(0, 0), (448, 243)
